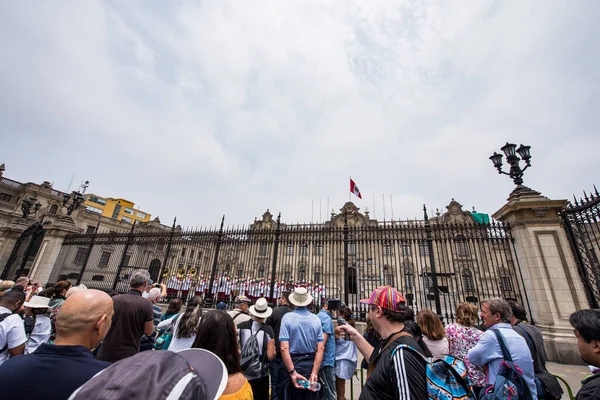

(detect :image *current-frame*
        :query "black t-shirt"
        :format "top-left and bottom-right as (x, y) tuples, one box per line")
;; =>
(265, 305), (292, 356)
(359, 334), (427, 400)
(577, 373), (600, 400)
(96, 290), (153, 363)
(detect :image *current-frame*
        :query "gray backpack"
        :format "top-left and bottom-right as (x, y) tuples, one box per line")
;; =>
(240, 328), (268, 380)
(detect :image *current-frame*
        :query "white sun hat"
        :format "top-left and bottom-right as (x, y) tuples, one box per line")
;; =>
(288, 287), (313, 307)
(23, 295), (51, 309)
(249, 297), (272, 319)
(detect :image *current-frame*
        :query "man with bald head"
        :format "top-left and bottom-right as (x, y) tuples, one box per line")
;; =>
(0, 289), (114, 400)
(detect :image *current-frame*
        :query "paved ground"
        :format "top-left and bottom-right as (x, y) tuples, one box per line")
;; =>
(339, 362), (591, 399)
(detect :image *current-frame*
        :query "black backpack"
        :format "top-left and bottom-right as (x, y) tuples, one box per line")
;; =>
(240, 326), (268, 380)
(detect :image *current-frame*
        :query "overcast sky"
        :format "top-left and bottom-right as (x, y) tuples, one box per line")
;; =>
(1, 1), (598, 227)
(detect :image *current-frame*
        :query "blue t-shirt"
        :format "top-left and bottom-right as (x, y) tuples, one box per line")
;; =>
(279, 307), (324, 354)
(317, 309), (335, 367)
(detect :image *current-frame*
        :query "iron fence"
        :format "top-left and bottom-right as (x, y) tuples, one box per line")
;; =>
(48, 207), (531, 322)
(562, 188), (600, 309)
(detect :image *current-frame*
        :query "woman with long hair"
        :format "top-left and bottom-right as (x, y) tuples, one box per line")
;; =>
(445, 303), (486, 397)
(48, 281), (72, 309)
(193, 310), (253, 400)
(334, 307), (358, 400)
(161, 298), (182, 321)
(156, 296), (202, 351)
(416, 309), (448, 357)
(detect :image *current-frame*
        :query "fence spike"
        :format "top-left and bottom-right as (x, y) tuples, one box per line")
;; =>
(594, 184), (599, 197)
(584, 190), (590, 202)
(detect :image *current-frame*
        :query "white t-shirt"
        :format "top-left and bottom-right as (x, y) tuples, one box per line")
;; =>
(26, 315), (51, 354)
(0, 307), (27, 366)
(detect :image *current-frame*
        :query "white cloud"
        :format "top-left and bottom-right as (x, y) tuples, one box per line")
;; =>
(0, 0), (598, 226)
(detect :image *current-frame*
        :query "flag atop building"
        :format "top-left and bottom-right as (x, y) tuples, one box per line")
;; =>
(350, 178), (362, 199)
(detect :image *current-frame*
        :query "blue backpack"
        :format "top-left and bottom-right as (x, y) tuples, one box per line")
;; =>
(392, 344), (476, 400)
(479, 329), (533, 400)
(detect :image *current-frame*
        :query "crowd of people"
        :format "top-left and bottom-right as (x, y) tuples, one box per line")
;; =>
(0, 270), (598, 399)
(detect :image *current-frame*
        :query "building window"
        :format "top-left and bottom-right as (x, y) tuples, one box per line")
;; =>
(404, 267), (414, 289)
(112, 204), (121, 219)
(181, 248), (186, 257)
(86, 205), (103, 214)
(383, 241), (393, 256)
(189, 250), (195, 260)
(99, 251), (112, 267)
(88, 196), (106, 206)
(314, 266), (321, 283)
(74, 247), (89, 265)
(85, 226), (96, 234)
(300, 243), (308, 256)
(386, 273), (394, 286)
(259, 242), (267, 256)
(0, 193), (12, 202)
(124, 208), (134, 215)
(314, 242), (323, 256)
(462, 269), (475, 292)
(49, 204), (58, 214)
(225, 263), (231, 274)
(401, 241), (411, 257)
(258, 264), (265, 278)
(237, 267), (244, 279)
(284, 265), (291, 282)
(455, 236), (469, 257)
(348, 235), (356, 255)
(136, 211), (147, 219)
(500, 276), (513, 293)
(286, 244), (293, 255)
(123, 254), (131, 266)
(419, 241), (429, 257)
(298, 265), (306, 282)
(121, 216), (133, 224)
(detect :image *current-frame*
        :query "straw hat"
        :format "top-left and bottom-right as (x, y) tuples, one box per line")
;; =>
(249, 297), (272, 319)
(23, 295), (51, 309)
(288, 287), (313, 307)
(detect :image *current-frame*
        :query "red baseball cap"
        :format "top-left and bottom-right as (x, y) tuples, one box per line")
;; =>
(360, 286), (406, 311)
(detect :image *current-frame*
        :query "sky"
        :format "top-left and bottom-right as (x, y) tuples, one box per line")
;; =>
(1, 1), (599, 228)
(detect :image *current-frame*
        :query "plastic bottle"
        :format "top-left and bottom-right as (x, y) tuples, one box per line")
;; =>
(297, 379), (321, 391)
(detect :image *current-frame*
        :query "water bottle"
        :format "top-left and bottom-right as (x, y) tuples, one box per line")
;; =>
(297, 379), (321, 391)
(337, 318), (349, 340)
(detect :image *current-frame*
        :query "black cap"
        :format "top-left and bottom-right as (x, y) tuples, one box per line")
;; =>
(68, 349), (227, 400)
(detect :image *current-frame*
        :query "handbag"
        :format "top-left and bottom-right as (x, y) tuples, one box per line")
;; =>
(513, 324), (563, 400)
(154, 315), (179, 350)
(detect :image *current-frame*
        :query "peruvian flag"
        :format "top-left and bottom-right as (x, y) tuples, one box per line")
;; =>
(350, 178), (362, 199)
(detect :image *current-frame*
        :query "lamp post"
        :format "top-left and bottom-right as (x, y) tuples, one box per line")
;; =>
(489, 143), (532, 193)
(21, 197), (41, 218)
(61, 180), (89, 216)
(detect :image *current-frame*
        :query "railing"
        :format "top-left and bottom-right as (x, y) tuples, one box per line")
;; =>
(0, 177), (22, 188)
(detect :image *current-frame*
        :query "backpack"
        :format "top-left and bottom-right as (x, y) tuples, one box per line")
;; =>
(240, 326), (268, 380)
(392, 344), (476, 400)
(479, 329), (533, 400)
(0, 313), (13, 353)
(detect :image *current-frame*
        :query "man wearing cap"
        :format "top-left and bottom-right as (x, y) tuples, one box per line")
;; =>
(278, 287), (324, 400)
(0, 290), (113, 400)
(97, 269), (154, 363)
(266, 290), (294, 399)
(338, 286), (426, 400)
(228, 295), (252, 325)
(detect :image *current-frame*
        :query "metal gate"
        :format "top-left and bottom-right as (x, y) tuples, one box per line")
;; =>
(1, 222), (46, 280)
(562, 189), (600, 308)
(48, 202), (531, 322)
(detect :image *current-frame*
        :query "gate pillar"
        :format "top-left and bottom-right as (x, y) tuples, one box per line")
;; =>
(494, 189), (588, 364)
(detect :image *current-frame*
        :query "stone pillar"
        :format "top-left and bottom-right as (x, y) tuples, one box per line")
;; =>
(493, 189), (588, 364)
(29, 217), (80, 285)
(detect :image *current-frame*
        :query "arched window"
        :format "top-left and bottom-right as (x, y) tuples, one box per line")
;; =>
(455, 235), (469, 257)
(258, 264), (265, 278)
(284, 265), (291, 282)
(462, 269), (475, 292)
(404, 267), (414, 290)
(314, 266), (321, 283)
(298, 264), (306, 282)
(49, 204), (58, 214)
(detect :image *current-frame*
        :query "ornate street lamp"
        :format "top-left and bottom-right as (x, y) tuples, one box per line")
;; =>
(61, 180), (89, 216)
(489, 143), (532, 192)
(21, 197), (42, 218)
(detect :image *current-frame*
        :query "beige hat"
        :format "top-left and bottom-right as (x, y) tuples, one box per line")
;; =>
(289, 287), (313, 307)
(249, 297), (272, 319)
(23, 295), (51, 309)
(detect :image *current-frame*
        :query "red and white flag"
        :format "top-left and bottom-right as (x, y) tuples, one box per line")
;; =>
(350, 178), (362, 199)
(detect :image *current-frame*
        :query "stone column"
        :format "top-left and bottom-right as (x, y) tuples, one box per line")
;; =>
(29, 217), (80, 285)
(493, 189), (588, 364)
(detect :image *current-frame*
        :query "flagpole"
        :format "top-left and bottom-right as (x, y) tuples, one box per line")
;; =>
(373, 193), (376, 220)
(349, 176), (351, 202)
(311, 199), (314, 224)
(327, 196), (330, 221)
(390, 195), (395, 221)
(382, 193), (386, 221)
(319, 198), (322, 223)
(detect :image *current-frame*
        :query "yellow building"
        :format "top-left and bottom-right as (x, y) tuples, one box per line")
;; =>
(83, 194), (151, 224)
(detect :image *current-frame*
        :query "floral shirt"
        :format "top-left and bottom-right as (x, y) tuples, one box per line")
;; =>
(445, 323), (486, 387)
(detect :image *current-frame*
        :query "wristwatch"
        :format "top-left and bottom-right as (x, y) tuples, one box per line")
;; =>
(288, 368), (295, 375)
